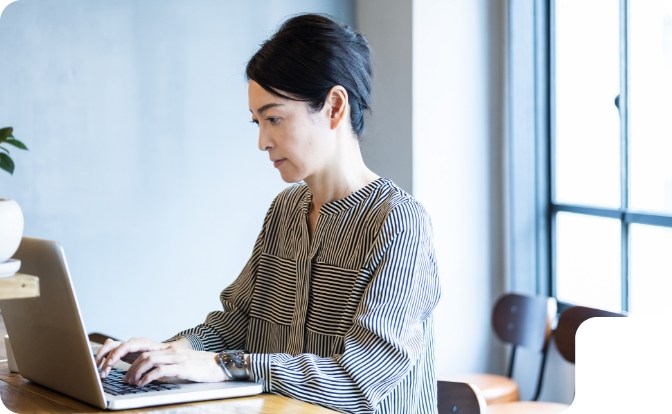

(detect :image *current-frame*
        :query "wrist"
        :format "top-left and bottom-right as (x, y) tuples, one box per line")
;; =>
(167, 337), (193, 350)
(215, 350), (251, 381)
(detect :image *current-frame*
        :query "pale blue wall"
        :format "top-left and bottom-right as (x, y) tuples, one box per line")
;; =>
(0, 0), (511, 392)
(0, 0), (354, 340)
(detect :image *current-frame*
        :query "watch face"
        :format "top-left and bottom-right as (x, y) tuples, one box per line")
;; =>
(217, 351), (250, 381)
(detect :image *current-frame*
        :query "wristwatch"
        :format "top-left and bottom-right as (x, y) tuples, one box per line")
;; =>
(215, 350), (250, 381)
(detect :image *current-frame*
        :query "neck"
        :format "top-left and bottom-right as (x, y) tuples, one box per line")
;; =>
(305, 145), (378, 209)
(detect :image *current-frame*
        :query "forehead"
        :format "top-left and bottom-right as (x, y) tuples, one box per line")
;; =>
(249, 82), (282, 108)
(248, 81), (305, 114)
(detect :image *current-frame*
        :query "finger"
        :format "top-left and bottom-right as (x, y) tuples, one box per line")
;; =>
(135, 364), (174, 386)
(100, 338), (158, 376)
(121, 351), (142, 364)
(94, 339), (120, 367)
(124, 351), (179, 384)
(96, 341), (124, 377)
(99, 342), (132, 375)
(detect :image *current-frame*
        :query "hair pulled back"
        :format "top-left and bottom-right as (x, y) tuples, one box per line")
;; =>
(246, 13), (372, 138)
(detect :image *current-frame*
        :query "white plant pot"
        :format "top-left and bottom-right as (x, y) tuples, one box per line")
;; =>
(0, 198), (24, 263)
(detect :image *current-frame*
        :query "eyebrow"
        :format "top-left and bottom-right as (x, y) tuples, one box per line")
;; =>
(251, 102), (284, 115)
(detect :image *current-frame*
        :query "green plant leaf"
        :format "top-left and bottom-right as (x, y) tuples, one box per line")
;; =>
(0, 127), (13, 142)
(4, 138), (28, 150)
(0, 152), (15, 174)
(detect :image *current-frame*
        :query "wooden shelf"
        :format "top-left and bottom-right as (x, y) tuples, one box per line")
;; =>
(0, 273), (39, 300)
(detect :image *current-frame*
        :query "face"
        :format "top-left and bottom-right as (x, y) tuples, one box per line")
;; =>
(248, 81), (332, 183)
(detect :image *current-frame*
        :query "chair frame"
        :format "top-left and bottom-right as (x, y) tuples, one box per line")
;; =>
(486, 304), (626, 413)
(553, 305), (625, 364)
(491, 292), (557, 400)
(437, 380), (487, 414)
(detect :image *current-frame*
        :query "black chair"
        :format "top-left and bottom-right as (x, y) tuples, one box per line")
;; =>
(437, 380), (486, 414)
(487, 304), (625, 413)
(88, 332), (119, 344)
(449, 292), (557, 404)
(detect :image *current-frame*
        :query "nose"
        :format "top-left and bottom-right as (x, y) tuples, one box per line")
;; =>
(257, 128), (272, 152)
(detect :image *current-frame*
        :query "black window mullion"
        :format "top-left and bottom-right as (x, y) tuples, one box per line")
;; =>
(541, 0), (553, 301)
(551, 203), (622, 220)
(624, 212), (672, 227)
(620, 0), (630, 313)
(537, 0), (553, 297)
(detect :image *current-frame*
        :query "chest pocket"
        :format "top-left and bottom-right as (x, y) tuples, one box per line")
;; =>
(306, 262), (364, 337)
(250, 253), (297, 325)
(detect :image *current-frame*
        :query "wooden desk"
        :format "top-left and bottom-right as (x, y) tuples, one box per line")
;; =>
(0, 274), (39, 300)
(0, 314), (337, 414)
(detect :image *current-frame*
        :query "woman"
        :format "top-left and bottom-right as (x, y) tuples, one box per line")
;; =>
(96, 13), (441, 414)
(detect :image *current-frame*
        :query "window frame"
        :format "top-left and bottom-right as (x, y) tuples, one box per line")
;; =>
(508, 0), (672, 313)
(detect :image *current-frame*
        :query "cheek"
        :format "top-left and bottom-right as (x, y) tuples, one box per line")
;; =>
(281, 114), (326, 161)
(282, 127), (313, 154)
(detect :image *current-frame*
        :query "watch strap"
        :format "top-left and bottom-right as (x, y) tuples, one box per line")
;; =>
(215, 350), (250, 381)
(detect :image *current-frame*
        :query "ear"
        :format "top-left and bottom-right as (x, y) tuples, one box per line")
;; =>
(325, 85), (349, 130)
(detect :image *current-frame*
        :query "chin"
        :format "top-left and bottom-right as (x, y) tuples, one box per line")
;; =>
(279, 173), (303, 184)
(277, 165), (307, 184)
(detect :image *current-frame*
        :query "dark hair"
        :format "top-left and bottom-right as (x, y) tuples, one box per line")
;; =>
(246, 13), (372, 138)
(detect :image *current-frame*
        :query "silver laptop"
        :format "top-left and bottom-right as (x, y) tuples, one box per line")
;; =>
(0, 236), (262, 410)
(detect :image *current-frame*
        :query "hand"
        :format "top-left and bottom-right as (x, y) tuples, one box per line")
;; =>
(95, 336), (172, 374)
(95, 336), (226, 385)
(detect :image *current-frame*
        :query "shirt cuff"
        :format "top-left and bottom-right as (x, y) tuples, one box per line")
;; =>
(249, 353), (272, 392)
(163, 334), (206, 351)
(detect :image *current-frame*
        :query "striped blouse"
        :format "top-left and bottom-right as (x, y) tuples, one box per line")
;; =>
(170, 178), (441, 413)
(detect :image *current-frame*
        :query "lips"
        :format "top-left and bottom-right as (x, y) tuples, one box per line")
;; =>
(272, 159), (286, 168)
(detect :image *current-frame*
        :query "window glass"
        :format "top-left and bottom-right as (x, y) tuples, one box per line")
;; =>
(553, 0), (620, 207)
(555, 212), (621, 311)
(629, 224), (672, 317)
(628, 1), (672, 215)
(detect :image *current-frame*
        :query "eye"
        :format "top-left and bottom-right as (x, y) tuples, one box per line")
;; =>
(250, 119), (259, 127)
(267, 117), (281, 125)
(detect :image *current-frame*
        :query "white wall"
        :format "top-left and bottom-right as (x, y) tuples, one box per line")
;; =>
(356, 0), (414, 194)
(357, 0), (505, 379)
(0, 0), (354, 340)
(412, 0), (505, 377)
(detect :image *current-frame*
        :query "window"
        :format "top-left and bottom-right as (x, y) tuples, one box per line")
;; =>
(507, 0), (672, 315)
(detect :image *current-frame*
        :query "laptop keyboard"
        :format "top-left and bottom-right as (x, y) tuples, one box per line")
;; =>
(102, 368), (181, 396)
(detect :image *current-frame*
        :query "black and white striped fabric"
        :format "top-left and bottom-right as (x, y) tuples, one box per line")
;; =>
(170, 178), (441, 413)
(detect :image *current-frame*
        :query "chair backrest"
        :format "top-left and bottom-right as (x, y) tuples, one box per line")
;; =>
(491, 292), (558, 352)
(437, 380), (487, 414)
(553, 305), (625, 364)
(490, 292), (557, 400)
